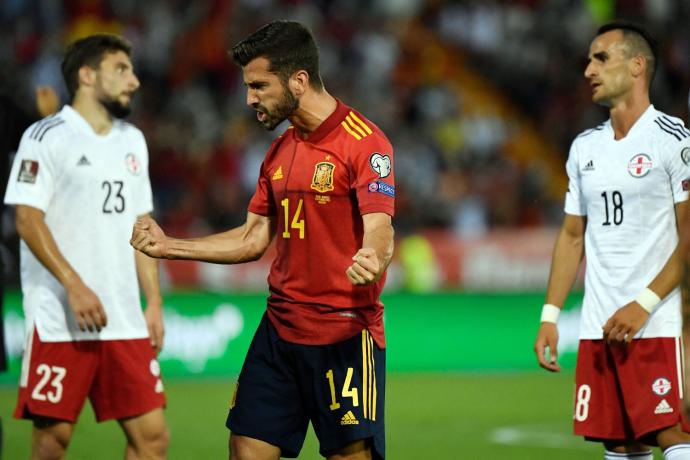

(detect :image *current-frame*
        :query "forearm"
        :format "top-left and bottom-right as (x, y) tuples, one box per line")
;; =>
(135, 250), (162, 307)
(545, 229), (584, 307)
(646, 246), (682, 300)
(165, 224), (267, 264)
(16, 206), (81, 287)
(362, 223), (394, 277)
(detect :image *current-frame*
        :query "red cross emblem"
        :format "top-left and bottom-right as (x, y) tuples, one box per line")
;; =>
(125, 153), (141, 175)
(628, 153), (652, 178)
(652, 377), (671, 396)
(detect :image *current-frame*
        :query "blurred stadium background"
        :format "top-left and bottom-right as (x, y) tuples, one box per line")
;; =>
(2, 0), (689, 458)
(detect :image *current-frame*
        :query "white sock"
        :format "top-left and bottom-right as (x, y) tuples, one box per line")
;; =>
(665, 444), (690, 459)
(605, 450), (653, 460)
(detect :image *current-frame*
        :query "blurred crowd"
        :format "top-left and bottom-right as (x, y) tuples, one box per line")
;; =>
(2, 0), (690, 244)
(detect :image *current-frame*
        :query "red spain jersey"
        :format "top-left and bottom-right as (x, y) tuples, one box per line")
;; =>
(248, 100), (394, 348)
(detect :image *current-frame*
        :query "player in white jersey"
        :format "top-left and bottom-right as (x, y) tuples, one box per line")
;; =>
(534, 22), (690, 460)
(3, 35), (168, 459)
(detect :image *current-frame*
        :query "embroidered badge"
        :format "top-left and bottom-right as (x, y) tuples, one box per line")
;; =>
(369, 153), (391, 178)
(311, 162), (335, 193)
(17, 160), (39, 183)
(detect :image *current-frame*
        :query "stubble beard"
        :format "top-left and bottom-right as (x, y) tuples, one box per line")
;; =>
(100, 93), (132, 119)
(260, 87), (299, 131)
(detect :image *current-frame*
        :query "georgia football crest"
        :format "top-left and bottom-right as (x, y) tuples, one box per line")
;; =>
(311, 162), (335, 193)
(652, 377), (671, 396)
(627, 153), (652, 178)
(125, 153), (141, 175)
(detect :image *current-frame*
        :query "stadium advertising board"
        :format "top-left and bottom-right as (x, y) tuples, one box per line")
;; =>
(0, 291), (581, 384)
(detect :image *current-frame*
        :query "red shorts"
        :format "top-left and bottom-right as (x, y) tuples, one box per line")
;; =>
(15, 327), (166, 423)
(574, 338), (690, 442)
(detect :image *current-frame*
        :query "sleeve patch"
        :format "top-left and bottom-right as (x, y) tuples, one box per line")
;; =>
(17, 160), (39, 183)
(368, 181), (395, 197)
(369, 153), (391, 178)
(681, 147), (690, 165)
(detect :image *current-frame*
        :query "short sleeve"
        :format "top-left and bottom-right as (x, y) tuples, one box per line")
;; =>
(665, 138), (690, 203)
(352, 134), (395, 217)
(134, 132), (154, 216)
(564, 141), (586, 216)
(4, 127), (56, 211)
(248, 160), (276, 216)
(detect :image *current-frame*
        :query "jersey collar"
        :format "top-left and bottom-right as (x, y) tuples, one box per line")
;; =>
(62, 105), (119, 140)
(606, 104), (656, 140)
(295, 99), (350, 144)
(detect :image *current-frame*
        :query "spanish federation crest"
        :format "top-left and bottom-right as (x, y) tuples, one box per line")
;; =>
(311, 162), (335, 193)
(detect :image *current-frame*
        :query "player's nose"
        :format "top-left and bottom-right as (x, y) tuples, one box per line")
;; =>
(246, 90), (259, 107)
(130, 73), (140, 91)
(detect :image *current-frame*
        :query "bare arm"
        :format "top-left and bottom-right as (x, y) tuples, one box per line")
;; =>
(534, 213), (585, 372)
(16, 205), (107, 331)
(544, 214), (586, 307)
(346, 212), (394, 285)
(603, 201), (688, 344)
(644, 201), (687, 298)
(134, 213), (164, 353)
(130, 211), (276, 264)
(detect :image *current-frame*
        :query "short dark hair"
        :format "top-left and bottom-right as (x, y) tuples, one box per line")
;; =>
(597, 21), (658, 84)
(61, 34), (132, 100)
(231, 20), (324, 91)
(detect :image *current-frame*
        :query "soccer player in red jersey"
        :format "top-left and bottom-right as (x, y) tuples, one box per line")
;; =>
(131, 21), (395, 460)
(534, 22), (690, 460)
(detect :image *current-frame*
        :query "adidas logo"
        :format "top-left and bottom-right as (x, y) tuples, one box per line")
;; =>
(654, 399), (673, 414)
(341, 410), (359, 425)
(583, 160), (594, 171)
(272, 166), (283, 180)
(77, 155), (91, 166)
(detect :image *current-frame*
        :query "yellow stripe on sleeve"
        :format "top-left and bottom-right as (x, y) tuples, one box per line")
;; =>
(341, 121), (362, 140)
(349, 112), (373, 135)
(346, 116), (368, 137)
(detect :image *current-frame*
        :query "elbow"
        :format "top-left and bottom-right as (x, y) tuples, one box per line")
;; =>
(245, 240), (269, 262)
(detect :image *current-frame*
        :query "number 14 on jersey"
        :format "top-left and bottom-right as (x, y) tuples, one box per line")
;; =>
(281, 198), (305, 239)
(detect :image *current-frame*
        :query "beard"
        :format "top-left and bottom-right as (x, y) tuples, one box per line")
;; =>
(259, 87), (299, 131)
(100, 95), (132, 119)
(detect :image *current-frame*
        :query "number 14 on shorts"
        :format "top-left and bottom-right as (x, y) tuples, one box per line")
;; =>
(326, 368), (359, 410)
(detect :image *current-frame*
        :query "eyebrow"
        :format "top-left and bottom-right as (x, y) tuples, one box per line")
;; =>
(591, 51), (608, 61)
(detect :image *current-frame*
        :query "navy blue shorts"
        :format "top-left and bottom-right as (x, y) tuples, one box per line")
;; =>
(226, 313), (385, 459)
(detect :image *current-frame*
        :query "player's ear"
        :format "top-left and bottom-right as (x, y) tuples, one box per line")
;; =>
(77, 65), (97, 91)
(290, 70), (309, 97)
(630, 55), (645, 79)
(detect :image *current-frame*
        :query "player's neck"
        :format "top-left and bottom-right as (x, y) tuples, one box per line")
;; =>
(608, 93), (651, 140)
(71, 94), (114, 136)
(289, 90), (337, 139)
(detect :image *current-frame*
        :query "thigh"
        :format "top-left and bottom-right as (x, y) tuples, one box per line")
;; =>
(15, 328), (98, 422)
(574, 339), (632, 441)
(614, 337), (690, 440)
(90, 338), (166, 422)
(226, 315), (309, 458)
(302, 329), (386, 460)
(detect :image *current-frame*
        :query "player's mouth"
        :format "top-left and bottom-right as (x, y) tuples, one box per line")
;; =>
(256, 110), (268, 123)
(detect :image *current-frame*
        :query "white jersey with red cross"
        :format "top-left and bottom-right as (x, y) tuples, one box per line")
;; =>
(564, 105), (690, 339)
(4, 105), (154, 342)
